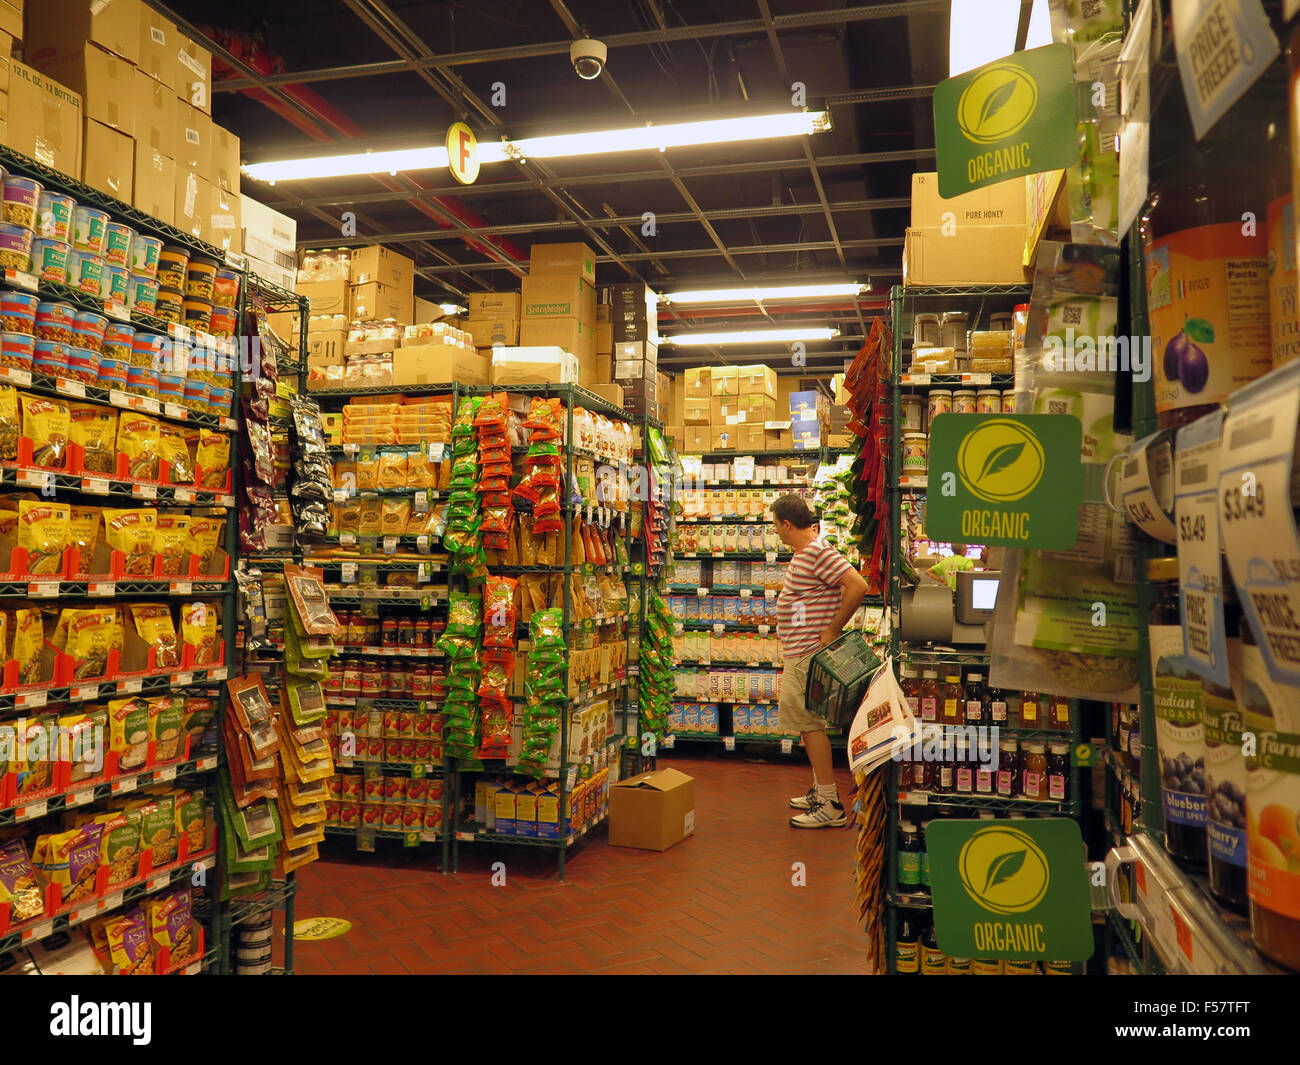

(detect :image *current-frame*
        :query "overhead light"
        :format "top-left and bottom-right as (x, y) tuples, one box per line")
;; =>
(438, 303), (466, 316)
(949, 0), (1052, 77)
(662, 328), (840, 346)
(242, 110), (830, 182)
(664, 282), (863, 305)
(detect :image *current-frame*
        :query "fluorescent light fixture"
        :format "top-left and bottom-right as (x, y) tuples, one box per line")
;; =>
(662, 328), (839, 346)
(438, 303), (466, 315)
(949, 0), (1052, 77)
(242, 111), (829, 182)
(664, 282), (863, 305)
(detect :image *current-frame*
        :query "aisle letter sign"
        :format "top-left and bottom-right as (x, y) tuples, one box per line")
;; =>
(926, 414), (1083, 550)
(929, 818), (1094, 961)
(447, 122), (480, 185)
(933, 44), (1079, 198)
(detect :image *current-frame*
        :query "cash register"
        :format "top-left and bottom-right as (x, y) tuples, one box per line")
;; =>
(899, 570), (1001, 647)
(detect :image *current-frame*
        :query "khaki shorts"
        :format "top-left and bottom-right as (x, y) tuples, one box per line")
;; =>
(778, 649), (825, 734)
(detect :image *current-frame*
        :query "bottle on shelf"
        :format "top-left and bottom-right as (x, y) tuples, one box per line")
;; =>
(987, 684), (1009, 725)
(897, 820), (922, 894)
(918, 669), (940, 723)
(1047, 741), (1070, 803)
(917, 819), (932, 895)
(939, 673), (963, 726)
(963, 672), (987, 724)
(1202, 569), (1246, 910)
(1016, 690), (1044, 729)
(954, 735), (974, 795)
(920, 920), (947, 975)
(996, 738), (1019, 798)
(1048, 695), (1071, 732)
(895, 912), (921, 974)
(1021, 741), (1047, 801)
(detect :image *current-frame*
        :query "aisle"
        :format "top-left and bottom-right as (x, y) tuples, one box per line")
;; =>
(292, 755), (868, 975)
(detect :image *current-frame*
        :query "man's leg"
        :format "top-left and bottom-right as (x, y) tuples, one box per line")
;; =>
(803, 727), (834, 787)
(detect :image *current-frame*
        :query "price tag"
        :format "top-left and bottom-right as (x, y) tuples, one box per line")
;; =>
(163, 402), (188, 421)
(1176, 412), (1228, 684)
(141, 398), (160, 414)
(17, 468), (46, 488)
(157, 765), (177, 782)
(764, 589), (776, 600)
(56, 378), (85, 399)
(147, 873), (169, 893)
(169, 582), (192, 596)
(132, 483), (158, 500)
(780, 739), (793, 754)
(184, 961), (201, 976)
(417, 534), (430, 553)
(739, 588), (752, 598)
(663, 734), (676, 749)
(414, 490), (429, 512)
(173, 488), (194, 503)
(906, 373), (931, 386)
(696, 587), (707, 598)
(343, 443), (359, 456)
(333, 489), (349, 504)
(118, 678), (142, 694)
(765, 550), (777, 563)
(16, 690), (47, 709)
(70, 684), (98, 702)
(723, 736), (735, 751)
(758, 624), (770, 636)
(112, 775), (139, 794)
(340, 533), (356, 547)
(427, 442), (445, 462)
(383, 536), (398, 555)
(17, 800), (47, 821)
(1172, 0), (1279, 141)
(21, 921), (53, 944)
(66, 789), (94, 807)
(197, 755), (217, 770)
(417, 563), (430, 584)
(712, 623), (724, 635)
(104, 301), (130, 322)
(968, 373), (993, 386)
(73, 902), (98, 924)
(27, 582), (58, 598)
(341, 562), (358, 584)
(108, 388), (132, 409)
(174, 672), (194, 688)
(1116, 430), (1177, 543)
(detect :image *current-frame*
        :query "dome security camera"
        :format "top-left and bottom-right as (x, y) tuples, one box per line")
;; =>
(570, 39), (607, 80)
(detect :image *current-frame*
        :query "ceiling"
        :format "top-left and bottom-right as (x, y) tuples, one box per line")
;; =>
(151, 0), (965, 373)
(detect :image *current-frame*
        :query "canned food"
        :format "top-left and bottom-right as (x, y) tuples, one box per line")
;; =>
(183, 378), (210, 410)
(185, 256), (217, 300)
(34, 340), (69, 376)
(35, 302), (76, 344)
(158, 373), (185, 403)
(102, 323), (135, 362)
(157, 246), (190, 290)
(98, 358), (128, 388)
(127, 274), (159, 316)
(100, 263), (129, 306)
(182, 298), (213, 333)
(0, 221), (34, 272)
(36, 192), (73, 242)
(65, 346), (99, 384)
(72, 311), (109, 351)
(207, 305), (238, 338)
(211, 267), (240, 309)
(926, 389), (953, 425)
(2, 176), (42, 229)
(952, 389), (977, 415)
(132, 332), (169, 371)
(155, 286), (184, 324)
(901, 431), (929, 475)
(103, 222), (133, 268)
(72, 206), (109, 255)
(900, 392), (924, 433)
(67, 251), (104, 295)
(975, 388), (1002, 414)
(0, 332), (35, 370)
(126, 363), (158, 396)
(30, 238), (69, 284)
(130, 235), (162, 277)
(0, 292), (39, 334)
(1001, 389), (1016, 414)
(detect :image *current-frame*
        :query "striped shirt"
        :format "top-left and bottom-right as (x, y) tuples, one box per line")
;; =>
(777, 537), (855, 656)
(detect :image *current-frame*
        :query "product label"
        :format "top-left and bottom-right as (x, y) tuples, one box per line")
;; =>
(1146, 223), (1271, 413)
(920, 696), (937, 722)
(990, 699), (1007, 723)
(895, 940), (920, 974)
(965, 699), (983, 722)
(1119, 430), (1178, 544)
(1023, 771), (1042, 795)
(975, 769), (993, 794)
(899, 851), (921, 887)
(1171, 0), (1280, 141)
(1242, 644), (1300, 919)
(956, 768), (973, 793)
(1268, 195), (1300, 369)
(1203, 640), (1247, 869)
(997, 771), (1013, 796)
(1151, 623), (1207, 828)
(939, 766), (954, 789)
(942, 698), (960, 722)
(1049, 773), (1066, 801)
(921, 945), (946, 975)
(1176, 409), (1229, 685)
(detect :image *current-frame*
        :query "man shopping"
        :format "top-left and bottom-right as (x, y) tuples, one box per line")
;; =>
(771, 494), (869, 828)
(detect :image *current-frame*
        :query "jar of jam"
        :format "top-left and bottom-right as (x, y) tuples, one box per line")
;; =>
(1017, 690), (1044, 730)
(986, 685), (1009, 724)
(996, 738), (1019, 798)
(382, 618), (399, 648)
(399, 617), (416, 646)
(954, 736), (973, 794)
(1021, 741), (1047, 800)
(918, 669), (940, 723)
(940, 674), (963, 725)
(1203, 567), (1246, 910)
(416, 618), (432, 649)
(963, 672), (986, 724)
(1047, 741), (1070, 803)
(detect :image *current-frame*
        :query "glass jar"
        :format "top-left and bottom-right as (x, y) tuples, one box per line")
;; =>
(1047, 741), (1070, 803)
(987, 685), (1009, 725)
(954, 736), (974, 795)
(974, 745), (995, 795)
(918, 669), (940, 723)
(996, 738), (1019, 798)
(1048, 695), (1071, 732)
(963, 672), (987, 724)
(940, 674), (963, 725)
(1203, 567), (1246, 909)
(1021, 741), (1047, 800)
(1016, 690), (1044, 730)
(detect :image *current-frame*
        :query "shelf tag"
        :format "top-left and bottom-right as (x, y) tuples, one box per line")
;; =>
(662, 734), (675, 749)
(383, 536), (398, 555)
(56, 378), (86, 399)
(141, 398), (161, 414)
(66, 789), (94, 807)
(414, 490), (429, 512)
(333, 489), (349, 504)
(210, 667), (228, 681)
(16, 690), (47, 709)
(906, 373), (931, 385)
(1172, 0), (1279, 141)
(174, 672), (194, 687)
(696, 587), (707, 598)
(132, 483), (158, 500)
(417, 563), (430, 583)
(164, 402), (188, 421)
(22, 921), (53, 944)
(343, 443), (359, 456)
(723, 736), (735, 751)
(758, 624), (770, 636)
(70, 684), (98, 702)
(765, 550), (776, 563)
(969, 373), (993, 386)
(157, 765), (177, 782)
(169, 582), (192, 596)
(712, 623), (724, 635)
(780, 739), (793, 754)
(112, 775), (139, 794)
(340, 533), (356, 547)
(17, 800), (47, 822)
(27, 582), (59, 598)
(173, 487), (194, 503)
(739, 588), (752, 598)
(118, 678), (142, 693)
(417, 534), (430, 553)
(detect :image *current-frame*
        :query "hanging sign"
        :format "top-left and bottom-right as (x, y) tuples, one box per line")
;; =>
(446, 122), (480, 185)
(925, 414), (1084, 549)
(933, 44), (1080, 198)
(1171, 0), (1278, 141)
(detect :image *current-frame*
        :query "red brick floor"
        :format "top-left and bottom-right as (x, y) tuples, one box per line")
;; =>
(290, 753), (869, 974)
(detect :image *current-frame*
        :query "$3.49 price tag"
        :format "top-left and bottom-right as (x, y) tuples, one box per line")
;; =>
(1175, 411), (1229, 686)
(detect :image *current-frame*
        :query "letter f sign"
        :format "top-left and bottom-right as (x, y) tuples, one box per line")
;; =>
(447, 122), (479, 184)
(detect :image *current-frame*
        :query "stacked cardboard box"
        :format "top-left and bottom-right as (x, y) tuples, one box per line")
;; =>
(680, 365), (780, 452)
(521, 242), (597, 380)
(466, 291), (521, 349)
(788, 386), (831, 450)
(242, 194), (297, 290)
(350, 244), (415, 325)
(902, 172), (1029, 287)
(19, 0), (237, 250)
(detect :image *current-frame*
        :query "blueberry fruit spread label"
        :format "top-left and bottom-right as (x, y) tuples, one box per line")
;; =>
(1150, 623), (1207, 829)
(1203, 639), (1246, 869)
(1176, 410), (1230, 685)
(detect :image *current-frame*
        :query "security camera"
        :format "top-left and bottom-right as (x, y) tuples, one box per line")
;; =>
(570, 39), (607, 80)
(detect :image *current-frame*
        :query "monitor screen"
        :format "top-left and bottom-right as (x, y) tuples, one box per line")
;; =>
(970, 577), (1000, 611)
(955, 570), (1000, 626)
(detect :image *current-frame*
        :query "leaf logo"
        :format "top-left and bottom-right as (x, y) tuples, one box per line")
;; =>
(958, 827), (1050, 915)
(956, 419), (1045, 503)
(956, 63), (1039, 145)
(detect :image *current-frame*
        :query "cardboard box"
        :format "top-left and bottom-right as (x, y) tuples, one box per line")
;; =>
(710, 366), (739, 396)
(306, 331), (346, 368)
(211, 123), (240, 195)
(26, 0), (140, 65)
(173, 170), (207, 239)
(684, 367), (711, 397)
(608, 768), (694, 851)
(520, 316), (594, 360)
(614, 340), (657, 364)
(684, 397), (710, 424)
(493, 787), (517, 836)
(596, 303), (610, 323)
(788, 390), (827, 420)
(351, 281), (413, 324)
(737, 364), (777, 398)
(393, 342), (489, 387)
(613, 318), (659, 343)
(683, 425), (710, 452)
(174, 35), (212, 115)
(595, 321), (613, 354)
(241, 194), (297, 253)
(710, 427), (734, 451)
(791, 418), (822, 450)
(521, 275), (596, 322)
(587, 382), (624, 408)
(0, 3), (18, 41)
(138, 8), (178, 89)
(296, 280), (350, 317)
(0, 89), (8, 144)
(736, 424), (769, 451)
(8, 61), (82, 175)
(350, 245), (415, 290)
(468, 291), (520, 318)
(207, 181), (241, 253)
(134, 70), (178, 160)
(176, 104), (211, 178)
(466, 318), (519, 348)
(529, 241), (596, 285)
(247, 256), (295, 293)
(902, 225), (1030, 287)
(29, 42), (134, 137)
(490, 347), (579, 386)
(133, 147), (174, 226)
(621, 376), (657, 404)
(613, 358), (654, 382)
(81, 119), (133, 202)
(736, 394), (777, 424)
(710, 396), (735, 426)
(910, 171), (1028, 230)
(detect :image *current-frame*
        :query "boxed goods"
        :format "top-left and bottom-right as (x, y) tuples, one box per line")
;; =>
(391, 343), (488, 387)
(609, 767), (695, 852)
(519, 316), (594, 359)
(736, 364), (777, 397)
(903, 173), (1030, 287)
(211, 124), (240, 195)
(349, 245), (415, 289)
(489, 347), (578, 386)
(173, 171), (207, 240)
(133, 69), (178, 160)
(138, 8), (178, 89)
(596, 321), (613, 354)
(82, 120), (134, 202)
(295, 280), (349, 317)
(174, 36), (213, 115)
(28, 42), (135, 138)
(351, 281), (412, 324)
(175, 105), (211, 177)
(468, 292), (520, 318)
(710, 366), (738, 396)
(25, 0), (140, 65)
(529, 241), (596, 285)
(684, 367), (711, 397)
(7, 61), (82, 177)
(520, 276), (596, 322)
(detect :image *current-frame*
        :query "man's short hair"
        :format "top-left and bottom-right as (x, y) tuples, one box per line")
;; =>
(771, 494), (817, 529)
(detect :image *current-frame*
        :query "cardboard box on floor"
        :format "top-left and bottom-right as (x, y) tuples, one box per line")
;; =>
(608, 768), (694, 852)
(134, 69), (178, 160)
(26, 0), (140, 65)
(529, 241), (596, 285)
(133, 147), (174, 225)
(8, 61), (82, 176)
(82, 119), (133, 202)
(28, 42), (135, 137)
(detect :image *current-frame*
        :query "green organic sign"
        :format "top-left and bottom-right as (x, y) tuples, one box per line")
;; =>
(925, 414), (1082, 549)
(934, 44), (1079, 197)
(928, 818), (1094, 961)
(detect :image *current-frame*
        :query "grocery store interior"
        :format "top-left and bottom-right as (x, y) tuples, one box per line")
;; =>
(0, 0), (1297, 990)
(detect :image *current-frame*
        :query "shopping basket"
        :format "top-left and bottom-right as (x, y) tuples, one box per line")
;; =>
(805, 630), (881, 728)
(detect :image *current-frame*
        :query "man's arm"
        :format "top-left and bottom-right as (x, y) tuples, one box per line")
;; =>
(819, 567), (869, 646)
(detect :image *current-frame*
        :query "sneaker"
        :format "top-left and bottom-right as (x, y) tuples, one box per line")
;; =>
(789, 786), (818, 810)
(789, 797), (847, 829)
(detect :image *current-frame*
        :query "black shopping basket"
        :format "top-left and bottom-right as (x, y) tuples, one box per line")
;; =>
(805, 630), (881, 728)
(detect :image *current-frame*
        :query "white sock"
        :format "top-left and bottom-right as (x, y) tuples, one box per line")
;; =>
(815, 782), (839, 802)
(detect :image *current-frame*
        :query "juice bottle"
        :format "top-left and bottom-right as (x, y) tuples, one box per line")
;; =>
(918, 670), (940, 723)
(895, 913), (921, 974)
(1048, 695), (1071, 732)
(920, 922), (946, 975)
(897, 821), (922, 893)
(1148, 556), (1207, 865)
(918, 820), (932, 894)
(1203, 569), (1246, 910)
(963, 672), (987, 724)
(940, 674), (963, 725)
(1021, 741), (1047, 800)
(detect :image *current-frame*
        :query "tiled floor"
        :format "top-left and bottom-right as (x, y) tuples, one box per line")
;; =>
(290, 753), (869, 974)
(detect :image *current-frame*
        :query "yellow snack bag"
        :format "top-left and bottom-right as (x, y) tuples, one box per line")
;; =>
(68, 403), (118, 475)
(64, 608), (116, 680)
(380, 499), (410, 537)
(68, 505), (102, 571)
(0, 386), (18, 461)
(181, 601), (219, 666)
(188, 516), (223, 573)
(377, 452), (407, 489)
(104, 508), (156, 576)
(358, 497), (382, 535)
(130, 604), (180, 668)
(17, 499), (69, 575)
(11, 608), (44, 685)
(157, 423), (195, 485)
(20, 394), (70, 469)
(194, 430), (230, 490)
(355, 457), (378, 490)
(154, 513), (191, 577)
(108, 697), (150, 773)
(118, 414), (160, 481)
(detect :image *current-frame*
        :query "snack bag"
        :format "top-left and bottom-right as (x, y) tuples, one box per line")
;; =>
(104, 508), (156, 575)
(0, 386), (17, 461)
(146, 888), (195, 961)
(118, 414), (161, 482)
(175, 789), (207, 853)
(181, 601), (220, 666)
(194, 430), (231, 490)
(69, 403), (118, 475)
(377, 452), (407, 489)
(96, 808), (141, 885)
(128, 794), (177, 865)
(157, 423), (196, 485)
(0, 839), (45, 922)
(148, 695), (185, 762)
(188, 516), (223, 574)
(21, 395), (70, 469)
(105, 908), (155, 975)
(108, 697), (151, 772)
(65, 607), (116, 680)
(68, 505), (103, 573)
(17, 499), (69, 575)
(153, 513), (190, 577)
(11, 607), (45, 685)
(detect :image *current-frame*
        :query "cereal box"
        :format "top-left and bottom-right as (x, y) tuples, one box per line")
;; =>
(732, 706), (750, 733)
(698, 704), (719, 733)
